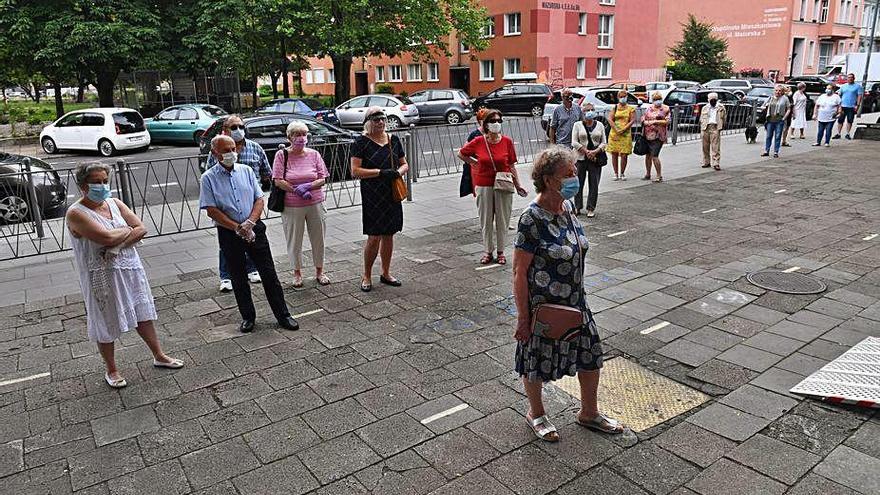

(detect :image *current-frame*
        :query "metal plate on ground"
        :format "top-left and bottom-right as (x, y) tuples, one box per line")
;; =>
(553, 357), (710, 432)
(791, 336), (880, 408)
(747, 271), (827, 294)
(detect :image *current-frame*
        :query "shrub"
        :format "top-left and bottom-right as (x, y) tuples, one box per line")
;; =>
(375, 83), (395, 94)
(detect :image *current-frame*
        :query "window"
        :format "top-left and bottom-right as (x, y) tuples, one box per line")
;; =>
(177, 108), (197, 120)
(389, 65), (402, 82)
(375, 66), (385, 82)
(598, 15), (614, 48)
(327, 69), (335, 83)
(347, 97), (370, 108)
(481, 17), (495, 38)
(305, 71), (313, 84)
(459, 42), (469, 53)
(799, 0), (808, 20)
(820, 0), (829, 23)
(576, 58), (586, 80)
(156, 109), (178, 120)
(818, 42), (833, 69)
(578, 13), (587, 35)
(431, 90), (453, 101)
(597, 58), (612, 79)
(480, 60), (494, 81)
(427, 62), (440, 82)
(247, 118), (285, 138)
(314, 69), (325, 84)
(407, 64), (422, 81)
(504, 58), (521, 76)
(808, 40), (815, 67)
(838, 41), (845, 54)
(82, 113), (105, 126)
(813, 0), (820, 20)
(504, 12), (521, 35)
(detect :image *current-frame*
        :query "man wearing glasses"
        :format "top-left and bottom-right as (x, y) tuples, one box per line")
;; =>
(206, 115), (272, 292)
(549, 88), (583, 148)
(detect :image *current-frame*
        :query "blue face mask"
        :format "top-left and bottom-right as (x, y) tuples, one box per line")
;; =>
(560, 177), (580, 200)
(87, 183), (111, 202)
(584, 111), (597, 120)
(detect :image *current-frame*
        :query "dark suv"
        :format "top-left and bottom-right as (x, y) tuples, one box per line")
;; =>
(0, 153), (67, 224)
(785, 76), (836, 97)
(663, 89), (752, 128)
(408, 89), (474, 124)
(471, 83), (553, 116)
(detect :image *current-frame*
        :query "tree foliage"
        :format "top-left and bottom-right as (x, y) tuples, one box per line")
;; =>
(667, 14), (733, 82)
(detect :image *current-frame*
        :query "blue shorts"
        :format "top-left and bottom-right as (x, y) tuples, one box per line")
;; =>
(837, 107), (856, 124)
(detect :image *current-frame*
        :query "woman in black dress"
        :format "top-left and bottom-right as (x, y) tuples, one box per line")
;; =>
(350, 106), (409, 292)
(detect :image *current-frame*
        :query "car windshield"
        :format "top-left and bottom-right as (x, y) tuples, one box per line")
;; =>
(113, 112), (145, 134)
(202, 105), (227, 116)
(747, 88), (774, 97)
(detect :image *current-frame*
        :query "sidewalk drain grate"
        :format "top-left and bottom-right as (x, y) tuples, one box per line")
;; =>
(553, 357), (709, 432)
(747, 271), (827, 295)
(791, 337), (880, 408)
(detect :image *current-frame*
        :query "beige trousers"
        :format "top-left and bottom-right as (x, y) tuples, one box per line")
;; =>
(702, 125), (721, 167)
(475, 186), (513, 253)
(280, 203), (326, 271)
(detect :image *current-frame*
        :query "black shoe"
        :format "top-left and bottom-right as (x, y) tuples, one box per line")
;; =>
(832, 134), (841, 139)
(379, 275), (402, 287)
(277, 316), (300, 331)
(240, 320), (255, 333)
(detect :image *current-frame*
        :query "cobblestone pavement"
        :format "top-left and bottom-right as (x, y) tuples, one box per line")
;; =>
(1, 142), (879, 494)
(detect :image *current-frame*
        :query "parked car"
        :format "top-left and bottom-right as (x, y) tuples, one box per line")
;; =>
(785, 75), (836, 97)
(542, 88), (643, 138)
(539, 86), (596, 132)
(603, 81), (648, 101)
(862, 81), (880, 113)
(199, 114), (359, 180)
(744, 85), (815, 124)
(661, 89), (753, 128)
(471, 83), (553, 117)
(0, 153), (67, 224)
(703, 79), (752, 97)
(255, 98), (339, 124)
(645, 80), (701, 100)
(145, 104), (227, 145)
(334, 94), (419, 130)
(40, 108), (150, 157)
(407, 89), (474, 124)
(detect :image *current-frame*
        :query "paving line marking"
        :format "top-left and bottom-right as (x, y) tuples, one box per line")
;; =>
(774, 189), (787, 194)
(0, 372), (50, 388)
(640, 321), (670, 335)
(783, 266), (801, 273)
(421, 404), (469, 424)
(701, 208), (717, 214)
(151, 182), (178, 188)
(292, 308), (323, 319)
(864, 234), (878, 241)
(421, 151), (440, 155)
(607, 230), (628, 238)
(475, 263), (502, 271)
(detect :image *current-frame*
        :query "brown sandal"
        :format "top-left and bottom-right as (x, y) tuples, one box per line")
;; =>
(496, 253), (507, 265)
(480, 253), (493, 265)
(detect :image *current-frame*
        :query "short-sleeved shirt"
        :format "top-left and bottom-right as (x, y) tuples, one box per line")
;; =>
(199, 163), (263, 224)
(458, 135), (517, 188)
(815, 93), (842, 122)
(272, 148), (329, 207)
(838, 83), (863, 108)
(207, 139), (271, 180)
(550, 104), (584, 147)
(642, 105), (670, 141)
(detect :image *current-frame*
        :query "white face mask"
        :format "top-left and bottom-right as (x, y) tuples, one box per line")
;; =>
(653, 100), (662, 107)
(230, 128), (245, 142)
(220, 151), (237, 168)
(487, 122), (502, 134)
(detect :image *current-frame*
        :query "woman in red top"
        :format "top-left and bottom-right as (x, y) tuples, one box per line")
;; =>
(457, 109), (527, 265)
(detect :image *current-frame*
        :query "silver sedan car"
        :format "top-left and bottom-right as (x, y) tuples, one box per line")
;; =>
(335, 94), (420, 130)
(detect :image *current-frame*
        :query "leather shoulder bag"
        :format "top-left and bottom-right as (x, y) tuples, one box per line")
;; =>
(487, 137), (516, 193)
(267, 148), (288, 212)
(388, 137), (407, 202)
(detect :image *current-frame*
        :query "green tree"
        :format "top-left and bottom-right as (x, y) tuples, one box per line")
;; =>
(281, 0), (489, 103)
(667, 14), (733, 83)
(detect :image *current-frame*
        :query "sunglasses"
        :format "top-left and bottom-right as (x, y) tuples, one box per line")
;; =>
(226, 125), (245, 131)
(369, 115), (387, 122)
(486, 118), (503, 123)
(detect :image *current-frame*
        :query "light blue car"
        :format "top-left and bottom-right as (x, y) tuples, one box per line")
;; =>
(145, 104), (227, 145)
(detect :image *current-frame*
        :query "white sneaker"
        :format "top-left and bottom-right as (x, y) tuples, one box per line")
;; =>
(248, 272), (262, 284)
(824, 143), (830, 147)
(219, 279), (233, 292)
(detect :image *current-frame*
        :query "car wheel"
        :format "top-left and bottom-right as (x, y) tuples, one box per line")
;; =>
(98, 139), (116, 157)
(386, 116), (402, 130)
(0, 191), (30, 224)
(41, 137), (57, 155)
(530, 104), (543, 117)
(445, 111), (463, 125)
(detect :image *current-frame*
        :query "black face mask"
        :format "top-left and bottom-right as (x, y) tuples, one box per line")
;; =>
(709, 99), (718, 107)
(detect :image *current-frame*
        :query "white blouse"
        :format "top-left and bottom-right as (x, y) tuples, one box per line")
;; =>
(571, 120), (607, 154)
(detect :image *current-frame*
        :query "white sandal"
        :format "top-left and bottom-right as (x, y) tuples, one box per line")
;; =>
(526, 414), (559, 442)
(576, 412), (624, 434)
(153, 358), (185, 369)
(105, 373), (128, 389)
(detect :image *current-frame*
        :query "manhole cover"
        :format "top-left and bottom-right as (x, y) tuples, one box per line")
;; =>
(747, 271), (826, 294)
(554, 358), (709, 432)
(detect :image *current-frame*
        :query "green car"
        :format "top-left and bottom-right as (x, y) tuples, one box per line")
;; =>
(145, 104), (227, 145)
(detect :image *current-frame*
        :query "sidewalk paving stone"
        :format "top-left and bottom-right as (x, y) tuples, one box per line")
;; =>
(136, 419), (211, 466)
(725, 433), (820, 485)
(605, 442), (700, 495)
(231, 455), (319, 495)
(355, 413), (434, 458)
(686, 403), (770, 442)
(179, 437), (260, 490)
(90, 406), (160, 447)
(355, 449), (446, 495)
(298, 432), (380, 485)
(686, 458), (786, 495)
(68, 438), (144, 490)
(813, 445), (880, 495)
(426, 468), (515, 495)
(484, 443), (576, 495)
(106, 458), (189, 495)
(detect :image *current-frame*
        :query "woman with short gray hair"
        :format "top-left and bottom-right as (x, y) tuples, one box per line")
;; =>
(512, 146), (623, 442)
(66, 162), (183, 389)
(272, 120), (330, 287)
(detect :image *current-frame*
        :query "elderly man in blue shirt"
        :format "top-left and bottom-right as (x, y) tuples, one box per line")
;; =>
(833, 73), (864, 140)
(200, 134), (298, 333)
(207, 115), (272, 293)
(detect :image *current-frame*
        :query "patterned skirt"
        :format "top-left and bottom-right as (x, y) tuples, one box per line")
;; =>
(515, 312), (604, 383)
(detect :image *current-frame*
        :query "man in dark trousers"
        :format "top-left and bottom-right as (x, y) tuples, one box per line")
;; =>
(199, 134), (299, 333)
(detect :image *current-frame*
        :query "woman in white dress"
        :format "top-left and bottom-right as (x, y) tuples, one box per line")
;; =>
(66, 162), (183, 388)
(790, 82), (808, 140)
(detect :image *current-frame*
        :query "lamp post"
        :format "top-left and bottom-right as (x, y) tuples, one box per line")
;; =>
(858, 0), (879, 116)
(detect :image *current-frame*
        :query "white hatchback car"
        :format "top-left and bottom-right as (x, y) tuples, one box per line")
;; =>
(40, 108), (151, 157)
